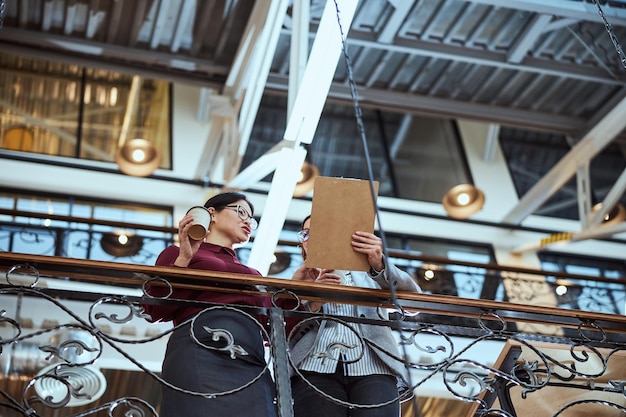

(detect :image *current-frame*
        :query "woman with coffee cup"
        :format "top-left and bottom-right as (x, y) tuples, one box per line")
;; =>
(288, 214), (422, 417)
(142, 192), (297, 417)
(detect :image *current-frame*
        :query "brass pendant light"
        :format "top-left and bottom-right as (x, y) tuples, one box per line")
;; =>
(268, 250), (292, 275)
(294, 161), (319, 197)
(115, 76), (161, 177)
(442, 183), (485, 219)
(115, 138), (161, 177)
(101, 231), (143, 257)
(592, 202), (626, 225)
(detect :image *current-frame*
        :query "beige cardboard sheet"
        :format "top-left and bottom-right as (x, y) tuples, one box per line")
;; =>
(306, 176), (379, 271)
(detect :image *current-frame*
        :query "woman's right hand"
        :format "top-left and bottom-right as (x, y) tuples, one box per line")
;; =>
(295, 268), (342, 313)
(174, 215), (203, 267)
(292, 266), (342, 285)
(315, 269), (342, 285)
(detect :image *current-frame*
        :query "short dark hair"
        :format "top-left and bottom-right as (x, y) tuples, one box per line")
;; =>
(301, 214), (311, 229)
(300, 214), (311, 260)
(204, 192), (254, 214)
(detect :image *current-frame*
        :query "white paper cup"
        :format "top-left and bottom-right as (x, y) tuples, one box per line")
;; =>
(186, 206), (211, 240)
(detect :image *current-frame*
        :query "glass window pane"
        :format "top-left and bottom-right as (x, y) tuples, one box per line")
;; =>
(0, 53), (172, 170)
(1, 187), (174, 266)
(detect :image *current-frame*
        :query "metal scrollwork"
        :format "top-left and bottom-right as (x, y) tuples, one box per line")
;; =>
(6, 263), (40, 287)
(553, 398), (626, 416)
(40, 330), (101, 366)
(141, 275), (173, 299)
(199, 326), (249, 359)
(478, 310), (507, 333)
(476, 409), (516, 417)
(91, 296), (141, 325)
(606, 379), (626, 396)
(0, 309), (21, 349)
(24, 368), (74, 409)
(269, 288), (300, 310)
(577, 319), (607, 342)
(189, 307), (256, 360)
(107, 397), (159, 417)
(400, 326), (453, 363)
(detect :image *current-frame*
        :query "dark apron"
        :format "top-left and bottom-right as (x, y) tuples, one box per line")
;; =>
(159, 309), (278, 417)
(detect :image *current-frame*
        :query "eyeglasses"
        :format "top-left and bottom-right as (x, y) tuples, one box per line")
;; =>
(296, 228), (309, 243)
(224, 205), (258, 230)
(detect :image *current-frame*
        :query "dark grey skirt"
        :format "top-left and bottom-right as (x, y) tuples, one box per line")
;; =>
(159, 309), (278, 417)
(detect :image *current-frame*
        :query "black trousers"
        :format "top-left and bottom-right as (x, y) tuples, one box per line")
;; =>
(291, 365), (400, 417)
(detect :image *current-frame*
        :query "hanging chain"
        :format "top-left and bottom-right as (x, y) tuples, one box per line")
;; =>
(0, 0), (6, 29)
(593, 0), (626, 69)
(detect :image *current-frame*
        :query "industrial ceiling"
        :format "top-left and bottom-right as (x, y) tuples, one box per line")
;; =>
(3, 2), (626, 416)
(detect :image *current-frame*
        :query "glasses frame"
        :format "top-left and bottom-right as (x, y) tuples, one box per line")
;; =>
(296, 228), (309, 243)
(224, 205), (258, 230)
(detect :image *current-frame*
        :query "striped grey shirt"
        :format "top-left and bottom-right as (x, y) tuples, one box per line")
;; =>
(298, 271), (393, 376)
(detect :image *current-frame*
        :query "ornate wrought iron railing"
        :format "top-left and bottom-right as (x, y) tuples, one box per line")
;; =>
(1, 252), (626, 417)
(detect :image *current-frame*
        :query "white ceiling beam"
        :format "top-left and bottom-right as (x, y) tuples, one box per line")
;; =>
(543, 17), (578, 33)
(573, 221), (626, 241)
(288, 0), (310, 118)
(465, 0), (626, 25)
(247, 0), (360, 275)
(483, 123), (500, 163)
(507, 14), (553, 64)
(576, 162), (592, 230)
(0, 29), (230, 77)
(193, 0), (287, 183)
(311, 31), (624, 85)
(502, 95), (626, 225)
(225, 140), (294, 190)
(196, 87), (213, 123)
(390, 114), (412, 159)
(225, 0), (290, 181)
(266, 74), (587, 133)
(377, 0), (416, 44)
(64, 3), (78, 35)
(588, 166), (626, 227)
(246, 146), (307, 275)
(170, 0), (196, 53)
(86, 9), (106, 39)
(150, 0), (170, 49)
(283, 0), (360, 145)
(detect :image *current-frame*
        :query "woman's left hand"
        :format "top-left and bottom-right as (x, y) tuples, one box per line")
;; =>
(351, 231), (384, 272)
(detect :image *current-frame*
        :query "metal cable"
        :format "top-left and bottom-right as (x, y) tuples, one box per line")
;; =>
(593, 0), (626, 69)
(331, 1), (422, 415)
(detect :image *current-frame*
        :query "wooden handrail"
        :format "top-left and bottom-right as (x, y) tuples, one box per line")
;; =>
(2, 252), (626, 336)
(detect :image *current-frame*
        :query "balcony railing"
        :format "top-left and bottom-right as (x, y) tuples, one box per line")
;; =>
(1, 251), (626, 417)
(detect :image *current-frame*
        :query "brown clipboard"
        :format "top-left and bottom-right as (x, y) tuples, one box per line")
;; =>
(306, 176), (379, 271)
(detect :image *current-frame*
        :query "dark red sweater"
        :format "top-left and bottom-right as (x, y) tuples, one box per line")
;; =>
(142, 242), (299, 329)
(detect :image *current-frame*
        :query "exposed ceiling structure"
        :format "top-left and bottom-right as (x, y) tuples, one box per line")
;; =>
(3, 2), (626, 416)
(2, 0), (626, 228)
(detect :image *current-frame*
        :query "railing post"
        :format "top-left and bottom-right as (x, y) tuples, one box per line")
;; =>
(269, 307), (294, 417)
